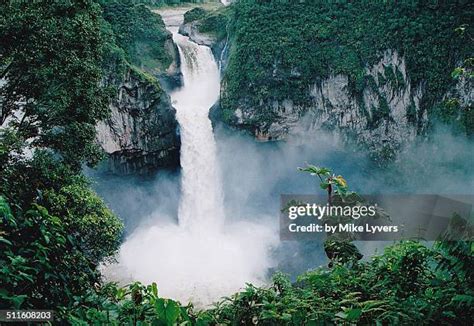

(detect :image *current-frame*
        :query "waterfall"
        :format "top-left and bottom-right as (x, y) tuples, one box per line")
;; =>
(107, 8), (276, 307)
(170, 28), (225, 230)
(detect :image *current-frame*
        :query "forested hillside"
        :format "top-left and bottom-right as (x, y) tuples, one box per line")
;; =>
(0, 0), (179, 315)
(211, 0), (473, 158)
(223, 1), (472, 107)
(97, 0), (181, 174)
(0, 0), (125, 314)
(135, 0), (212, 6)
(102, 0), (173, 73)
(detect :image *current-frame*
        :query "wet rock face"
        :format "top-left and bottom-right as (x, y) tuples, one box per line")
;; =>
(219, 50), (471, 159)
(179, 22), (215, 48)
(96, 68), (180, 175)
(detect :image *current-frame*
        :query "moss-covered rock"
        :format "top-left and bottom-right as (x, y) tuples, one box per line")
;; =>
(215, 0), (473, 160)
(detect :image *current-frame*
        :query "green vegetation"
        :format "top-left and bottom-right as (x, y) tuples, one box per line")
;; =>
(0, 194), (119, 312)
(440, 52), (474, 137)
(221, 0), (473, 133)
(203, 239), (473, 325)
(184, 7), (208, 23)
(197, 7), (229, 42)
(133, 0), (209, 7)
(67, 282), (208, 325)
(0, 0), (172, 318)
(298, 165), (350, 203)
(101, 0), (173, 73)
(0, 0), (110, 169)
(184, 6), (230, 42)
(1, 0), (473, 323)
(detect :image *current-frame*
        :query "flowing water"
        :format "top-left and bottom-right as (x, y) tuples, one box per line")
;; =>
(107, 8), (277, 306)
(170, 25), (224, 230)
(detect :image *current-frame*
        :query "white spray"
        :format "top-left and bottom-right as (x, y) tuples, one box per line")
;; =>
(172, 29), (224, 230)
(108, 8), (277, 306)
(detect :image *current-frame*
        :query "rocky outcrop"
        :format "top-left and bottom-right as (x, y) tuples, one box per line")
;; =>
(217, 50), (472, 160)
(178, 16), (229, 71)
(96, 67), (180, 175)
(179, 22), (215, 48)
(158, 35), (183, 90)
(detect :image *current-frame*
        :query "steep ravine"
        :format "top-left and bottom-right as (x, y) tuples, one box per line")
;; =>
(97, 1), (473, 170)
(96, 2), (232, 175)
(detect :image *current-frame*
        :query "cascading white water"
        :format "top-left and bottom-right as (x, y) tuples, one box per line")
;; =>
(107, 7), (277, 306)
(170, 28), (225, 230)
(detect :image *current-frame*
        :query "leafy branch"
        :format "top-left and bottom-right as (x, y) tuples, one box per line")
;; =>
(298, 164), (351, 205)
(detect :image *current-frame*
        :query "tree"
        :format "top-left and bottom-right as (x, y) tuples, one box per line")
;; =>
(298, 164), (363, 267)
(0, 0), (110, 170)
(0, 196), (100, 312)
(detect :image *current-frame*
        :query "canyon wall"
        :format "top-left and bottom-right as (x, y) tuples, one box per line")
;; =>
(97, 2), (182, 175)
(97, 67), (180, 175)
(207, 1), (472, 160)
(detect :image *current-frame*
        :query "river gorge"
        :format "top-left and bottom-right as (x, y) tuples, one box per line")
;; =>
(1, 0), (473, 322)
(103, 6), (277, 306)
(91, 3), (474, 307)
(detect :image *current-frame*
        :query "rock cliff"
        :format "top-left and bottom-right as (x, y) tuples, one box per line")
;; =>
(222, 51), (426, 158)
(96, 3), (183, 175)
(178, 6), (230, 70)
(96, 67), (180, 175)
(218, 50), (471, 160)
(208, 1), (473, 161)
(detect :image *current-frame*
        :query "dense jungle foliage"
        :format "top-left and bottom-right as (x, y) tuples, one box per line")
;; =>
(54, 239), (474, 324)
(0, 0), (126, 316)
(219, 0), (473, 134)
(0, 0), (171, 317)
(0, 0), (183, 316)
(134, 0), (212, 7)
(1, 0), (473, 324)
(184, 6), (230, 42)
(101, 0), (174, 73)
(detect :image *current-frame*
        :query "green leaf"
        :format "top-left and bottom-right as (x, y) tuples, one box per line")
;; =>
(11, 295), (27, 309)
(335, 311), (347, 319)
(320, 182), (330, 190)
(155, 298), (180, 325)
(165, 300), (180, 325)
(298, 165), (331, 177)
(0, 237), (13, 246)
(345, 308), (362, 321)
(155, 298), (166, 316)
(451, 67), (464, 79)
(152, 282), (158, 297)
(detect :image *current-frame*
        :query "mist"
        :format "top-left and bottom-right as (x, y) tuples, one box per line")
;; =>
(87, 120), (473, 305)
(86, 6), (473, 304)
